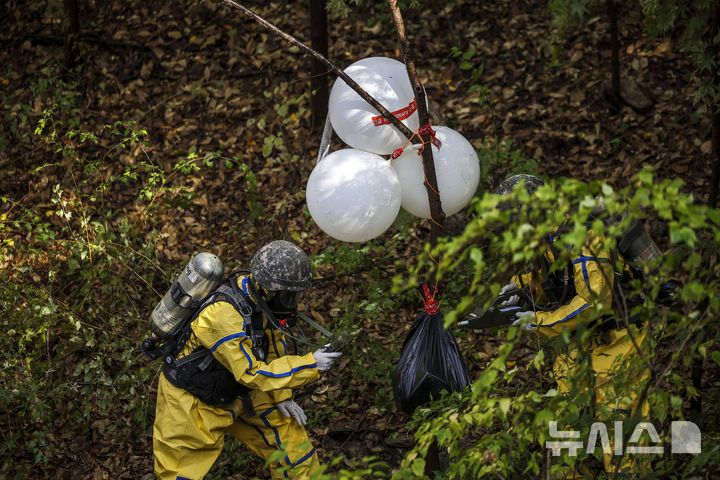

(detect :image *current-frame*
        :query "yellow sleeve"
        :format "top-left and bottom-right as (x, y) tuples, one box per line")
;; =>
(512, 271), (536, 288)
(532, 237), (614, 338)
(512, 268), (547, 304)
(191, 302), (320, 392)
(266, 328), (294, 404)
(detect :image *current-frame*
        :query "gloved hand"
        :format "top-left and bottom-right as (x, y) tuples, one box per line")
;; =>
(499, 281), (520, 306)
(313, 347), (342, 372)
(276, 399), (307, 426)
(512, 311), (535, 331)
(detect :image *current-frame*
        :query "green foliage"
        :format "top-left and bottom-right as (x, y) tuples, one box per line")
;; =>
(33, 106), (260, 221)
(546, 0), (600, 66)
(642, 0), (720, 110)
(0, 108), (255, 474)
(0, 211), (160, 476)
(449, 46), (485, 96)
(310, 456), (392, 479)
(206, 437), (260, 480)
(381, 169), (720, 478)
(310, 240), (417, 412)
(548, 0), (598, 36)
(474, 138), (540, 196)
(1, 63), (80, 154)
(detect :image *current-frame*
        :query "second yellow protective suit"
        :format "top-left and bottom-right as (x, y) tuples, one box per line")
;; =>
(513, 226), (648, 478)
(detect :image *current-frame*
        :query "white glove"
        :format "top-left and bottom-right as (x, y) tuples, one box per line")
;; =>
(512, 311), (536, 331)
(276, 399), (307, 426)
(499, 281), (520, 306)
(313, 347), (342, 372)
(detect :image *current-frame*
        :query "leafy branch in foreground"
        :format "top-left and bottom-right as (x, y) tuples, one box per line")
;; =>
(385, 170), (720, 479)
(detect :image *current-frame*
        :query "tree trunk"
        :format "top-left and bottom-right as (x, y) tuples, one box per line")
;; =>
(711, 110), (720, 206)
(709, 1), (720, 207)
(606, 0), (621, 101)
(309, 0), (329, 132)
(63, 0), (80, 71)
(694, 0), (720, 418)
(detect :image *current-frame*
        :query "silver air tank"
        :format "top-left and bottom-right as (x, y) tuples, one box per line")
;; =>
(150, 252), (225, 340)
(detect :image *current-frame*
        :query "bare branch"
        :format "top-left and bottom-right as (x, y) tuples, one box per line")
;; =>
(387, 0), (444, 242)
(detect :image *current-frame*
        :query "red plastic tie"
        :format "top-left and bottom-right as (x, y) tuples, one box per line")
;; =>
(391, 148), (404, 159)
(422, 284), (440, 315)
(418, 124), (435, 136)
(417, 124), (442, 150)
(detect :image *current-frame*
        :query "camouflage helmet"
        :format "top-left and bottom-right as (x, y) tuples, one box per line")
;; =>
(250, 240), (312, 292)
(495, 174), (545, 196)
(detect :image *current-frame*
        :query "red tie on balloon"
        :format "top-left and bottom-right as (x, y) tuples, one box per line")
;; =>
(390, 124), (441, 159)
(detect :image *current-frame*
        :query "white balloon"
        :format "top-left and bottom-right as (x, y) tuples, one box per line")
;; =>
(391, 126), (480, 219)
(329, 57), (419, 155)
(306, 149), (402, 242)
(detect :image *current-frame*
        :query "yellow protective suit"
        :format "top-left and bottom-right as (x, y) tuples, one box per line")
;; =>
(513, 227), (648, 478)
(153, 275), (320, 480)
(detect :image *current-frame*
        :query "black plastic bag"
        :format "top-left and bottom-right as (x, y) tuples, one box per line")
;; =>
(392, 306), (471, 414)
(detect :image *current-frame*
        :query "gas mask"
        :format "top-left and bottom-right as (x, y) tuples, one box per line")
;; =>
(265, 290), (299, 328)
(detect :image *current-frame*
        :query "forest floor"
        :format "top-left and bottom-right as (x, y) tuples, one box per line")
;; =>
(1, 0), (717, 478)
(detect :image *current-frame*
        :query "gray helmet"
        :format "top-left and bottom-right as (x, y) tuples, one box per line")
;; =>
(250, 240), (312, 292)
(495, 174), (544, 196)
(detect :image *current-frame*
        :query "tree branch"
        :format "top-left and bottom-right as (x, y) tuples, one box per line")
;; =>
(387, 0), (445, 244)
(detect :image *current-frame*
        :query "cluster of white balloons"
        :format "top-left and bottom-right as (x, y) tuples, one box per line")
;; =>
(306, 57), (481, 243)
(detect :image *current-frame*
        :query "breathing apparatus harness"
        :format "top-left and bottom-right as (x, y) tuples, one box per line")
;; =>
(150, 268), (345, 410)
(159, 270), (258, 409)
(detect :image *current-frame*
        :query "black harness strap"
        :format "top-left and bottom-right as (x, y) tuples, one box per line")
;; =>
(163, 274), (260, 412)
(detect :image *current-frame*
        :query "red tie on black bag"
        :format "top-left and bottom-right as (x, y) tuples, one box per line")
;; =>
(392, 283), (471, 414)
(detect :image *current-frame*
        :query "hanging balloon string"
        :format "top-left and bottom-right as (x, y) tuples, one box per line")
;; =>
(416, 244), (443, 315)
(392, 125), (445, 308)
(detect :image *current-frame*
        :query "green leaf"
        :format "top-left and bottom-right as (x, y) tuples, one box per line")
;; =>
(411, 457), (425, 476)
(533, 349), (545, 370)
(637, 169), (653, 185)
(680, 281), (704, 302)
(67, 258), (80, 271)
(712, 350), (720, 366)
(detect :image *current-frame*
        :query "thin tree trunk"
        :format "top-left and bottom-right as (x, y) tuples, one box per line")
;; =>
(387, 0), (444, 246)
(606, 0), (621, 100)
(309, 0), (329, 132)
(711, 109), (720, 207)
(694, 1), (720, 418)
(63, 0), (80, 70)
(709, 1), (720, 207)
